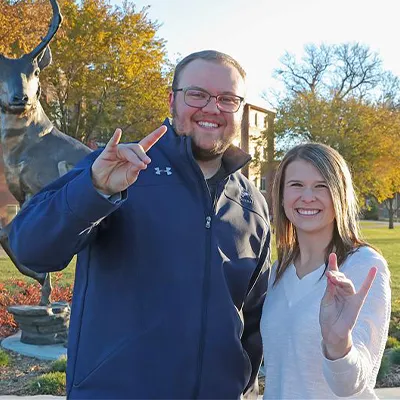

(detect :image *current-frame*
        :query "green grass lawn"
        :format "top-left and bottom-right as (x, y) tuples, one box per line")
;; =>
(360, 222), (400, 314)
(0, 222), (398, 312)
(0, 257), (76, 288)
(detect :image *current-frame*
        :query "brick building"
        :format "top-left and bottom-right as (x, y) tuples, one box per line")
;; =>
(239, 103), (276, 208)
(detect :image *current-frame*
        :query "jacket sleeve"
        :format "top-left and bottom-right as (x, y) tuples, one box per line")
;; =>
(242, 229), (271, 398)
(322, 253), (391, 397)
(9, 153), (126, 273)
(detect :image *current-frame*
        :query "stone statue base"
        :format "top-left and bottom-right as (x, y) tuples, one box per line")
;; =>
(8, 302), (70, 345)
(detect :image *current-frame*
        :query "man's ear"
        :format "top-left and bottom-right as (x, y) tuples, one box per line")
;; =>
(37, 46), (52, 70)
(168, 91), (175, 115)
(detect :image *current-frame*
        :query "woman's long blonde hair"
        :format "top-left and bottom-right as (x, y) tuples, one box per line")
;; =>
(272, 143), (368, 285)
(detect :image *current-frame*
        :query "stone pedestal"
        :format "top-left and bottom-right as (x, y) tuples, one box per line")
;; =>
(8, 302), (70, 345)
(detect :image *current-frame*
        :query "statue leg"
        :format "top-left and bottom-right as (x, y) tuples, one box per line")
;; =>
(40, 273), (52, 306)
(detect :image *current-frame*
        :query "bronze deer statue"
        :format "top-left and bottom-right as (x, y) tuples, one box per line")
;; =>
(0, 0), (92, 305)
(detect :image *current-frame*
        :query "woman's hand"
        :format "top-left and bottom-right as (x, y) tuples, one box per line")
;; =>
(319, 253), (377, 360)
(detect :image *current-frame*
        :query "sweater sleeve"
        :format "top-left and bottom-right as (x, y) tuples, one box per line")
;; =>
(9, 153), (127, 272)
(321, 249), (391, 397)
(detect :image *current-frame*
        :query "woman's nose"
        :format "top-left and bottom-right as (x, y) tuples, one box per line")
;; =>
(301, 188), (316, 202)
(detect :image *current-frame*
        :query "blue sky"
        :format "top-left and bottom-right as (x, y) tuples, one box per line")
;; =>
(111, 0), (400, 108)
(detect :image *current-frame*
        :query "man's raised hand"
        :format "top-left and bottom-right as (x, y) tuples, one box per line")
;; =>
(91, 126), (167, 195)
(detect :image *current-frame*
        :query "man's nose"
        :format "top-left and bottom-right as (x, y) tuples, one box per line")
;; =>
(202, 97), (220, 113)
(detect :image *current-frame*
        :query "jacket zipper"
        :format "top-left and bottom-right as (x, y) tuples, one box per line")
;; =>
(193, 181), (222, 399)
(184, 137), (224, 398)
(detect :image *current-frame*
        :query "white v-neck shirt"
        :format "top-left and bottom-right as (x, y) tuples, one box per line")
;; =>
(261, 246), (391, 399)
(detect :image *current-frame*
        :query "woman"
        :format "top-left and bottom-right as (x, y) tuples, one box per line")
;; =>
(261, 143), (391, 399)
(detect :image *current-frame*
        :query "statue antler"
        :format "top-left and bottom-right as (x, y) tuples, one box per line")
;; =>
(27, 0), (63, 60)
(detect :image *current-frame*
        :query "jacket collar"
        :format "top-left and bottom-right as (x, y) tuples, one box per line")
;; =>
(161, 118), (251, 175)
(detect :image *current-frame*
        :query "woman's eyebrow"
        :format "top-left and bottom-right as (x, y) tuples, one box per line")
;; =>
(286, 179), (326, 183)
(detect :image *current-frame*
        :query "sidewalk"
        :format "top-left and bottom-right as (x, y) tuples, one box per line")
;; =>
(1, 397), (63, 399)
(376, 387), (400, 399)
(1, 388), (400, 399)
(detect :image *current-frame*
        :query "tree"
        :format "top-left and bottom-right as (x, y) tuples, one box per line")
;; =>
(0, 0), (172, 143)
(275, 43), (382, 101)
(365, 107), (400, 229)
(270, 43), (400, 228)
(373, 72), (400, 228)
(0, 0), (51, 56)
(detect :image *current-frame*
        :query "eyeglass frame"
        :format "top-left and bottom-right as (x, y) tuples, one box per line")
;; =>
(172, 86), (245, 113)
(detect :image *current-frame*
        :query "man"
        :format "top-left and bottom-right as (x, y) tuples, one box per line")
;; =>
(10, 50), (271, 399)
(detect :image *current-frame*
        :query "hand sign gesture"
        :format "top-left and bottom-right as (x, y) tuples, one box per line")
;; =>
(319, 253), (377, 359)
(91, 126), (167, 195)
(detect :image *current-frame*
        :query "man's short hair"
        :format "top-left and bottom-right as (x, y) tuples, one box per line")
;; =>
(172, 50), (246, 90)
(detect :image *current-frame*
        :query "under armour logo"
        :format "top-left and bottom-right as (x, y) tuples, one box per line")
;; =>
(154, 167), (172, 175)
(240, 189), (253, 204)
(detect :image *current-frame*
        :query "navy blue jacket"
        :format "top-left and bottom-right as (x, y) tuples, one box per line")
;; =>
(10, 119), (271, 399)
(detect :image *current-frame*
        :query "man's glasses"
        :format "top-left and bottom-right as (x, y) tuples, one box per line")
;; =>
(173, 87), (244, 113)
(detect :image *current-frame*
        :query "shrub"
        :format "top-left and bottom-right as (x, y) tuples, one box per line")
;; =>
(50, 355), (67, 373)
(386, 336), (400, 349)
(377, 354), (391, 381)
(29, 372), (66, 395)
(389, 311), (400, 340)
(0, 274), (73, 337)
(390, 347), (400, 365)
(0, 349), (10, 367)
(361, 199), (379, 220)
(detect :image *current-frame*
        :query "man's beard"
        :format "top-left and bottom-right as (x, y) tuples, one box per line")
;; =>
(190, 137), (229, 161)
(171, 106), (241, 162)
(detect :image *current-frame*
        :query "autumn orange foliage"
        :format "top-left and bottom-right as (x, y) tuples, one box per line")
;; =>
(0, 273), (73, 338)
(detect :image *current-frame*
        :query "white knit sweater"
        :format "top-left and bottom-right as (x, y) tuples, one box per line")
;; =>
(261, 246), (391, 399)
